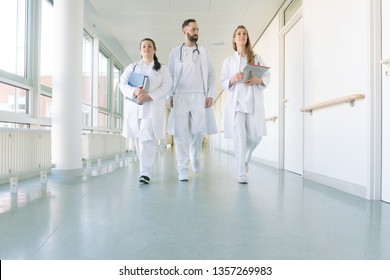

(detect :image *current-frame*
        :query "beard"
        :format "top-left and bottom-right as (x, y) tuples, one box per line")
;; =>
(187, 33), (198, 43)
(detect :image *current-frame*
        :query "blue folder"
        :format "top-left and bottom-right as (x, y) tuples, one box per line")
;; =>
(128, 72), (149, 91)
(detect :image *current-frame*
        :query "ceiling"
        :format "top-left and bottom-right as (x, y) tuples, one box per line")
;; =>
(87, 0), (285, 80)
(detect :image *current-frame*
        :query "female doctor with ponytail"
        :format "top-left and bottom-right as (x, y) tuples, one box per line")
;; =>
(220, 25), (270, 184)
(119, 38), (172, 184)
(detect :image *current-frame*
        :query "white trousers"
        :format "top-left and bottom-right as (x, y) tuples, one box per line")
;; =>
(173, 93), (205, 175)
(233, 112), (262, 177)
(133, 118), (157, 178)
(190, 132), (203, 162)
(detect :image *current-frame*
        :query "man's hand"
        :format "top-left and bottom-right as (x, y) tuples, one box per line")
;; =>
(205, 97), (213, 108)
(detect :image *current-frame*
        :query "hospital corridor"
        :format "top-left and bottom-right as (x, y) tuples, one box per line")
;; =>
(1, 0), (390, 263)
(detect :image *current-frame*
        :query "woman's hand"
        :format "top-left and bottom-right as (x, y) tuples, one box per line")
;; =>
(229, 72), (245, 87)
(244, 71), (264, 86)
(135, 88), (152, 104)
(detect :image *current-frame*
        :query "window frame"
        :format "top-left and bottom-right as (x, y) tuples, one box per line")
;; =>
(0, 1), (124, 132)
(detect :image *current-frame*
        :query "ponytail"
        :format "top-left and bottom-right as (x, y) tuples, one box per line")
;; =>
(153, 54), (161, 71)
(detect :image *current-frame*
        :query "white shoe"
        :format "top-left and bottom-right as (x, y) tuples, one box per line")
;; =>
(178, 173), (189, 181)
(192, 159), (200, 173)
(238, 175), (248, 184)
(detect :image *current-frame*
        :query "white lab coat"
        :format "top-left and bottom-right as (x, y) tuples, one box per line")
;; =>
(167, 44), (217, 135)
(220, 52), (270, 139)
(119, 61), (172, 140)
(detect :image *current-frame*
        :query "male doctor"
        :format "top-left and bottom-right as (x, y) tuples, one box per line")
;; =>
(168, 18), (216, 181)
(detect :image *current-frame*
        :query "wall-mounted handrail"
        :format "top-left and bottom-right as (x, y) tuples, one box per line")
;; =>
(380, 58), (390, 65)
(300, 94), (365, 114)
(218, 115), (278, 133)
(266, 116), (278, 122)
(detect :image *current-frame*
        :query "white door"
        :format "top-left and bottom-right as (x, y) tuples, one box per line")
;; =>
(284, 18), (304, 175)
(382, 0), (390, 203)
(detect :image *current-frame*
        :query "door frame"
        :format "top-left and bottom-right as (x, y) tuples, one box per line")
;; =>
(278, 1), (303, 172)
(369, 0), (382, 200)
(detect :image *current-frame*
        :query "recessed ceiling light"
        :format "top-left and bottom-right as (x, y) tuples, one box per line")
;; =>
(211, 41), (225, 46)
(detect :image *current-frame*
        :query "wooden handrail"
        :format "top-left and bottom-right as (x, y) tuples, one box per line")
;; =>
(380, 58), (390, 65)
(217, 115), (278, 133)
(266, 116), (278, 122)
(300, 94), (365, 114)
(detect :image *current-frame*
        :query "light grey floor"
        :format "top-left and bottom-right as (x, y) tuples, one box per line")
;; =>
(1, 147), (390, 260)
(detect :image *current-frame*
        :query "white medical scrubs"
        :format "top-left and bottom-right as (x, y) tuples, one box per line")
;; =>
(168, 44), (217, 179)
(220, 52), (270, 181)
(120, 61), (172, 179)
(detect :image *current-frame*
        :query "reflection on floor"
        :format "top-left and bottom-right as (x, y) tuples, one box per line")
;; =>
(0, 147), (389, 260)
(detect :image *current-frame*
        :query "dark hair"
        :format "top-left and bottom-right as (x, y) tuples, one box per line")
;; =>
(139, 38), (161, 71)
(232, 25), (255, 64)
(182, 19), (197, 30)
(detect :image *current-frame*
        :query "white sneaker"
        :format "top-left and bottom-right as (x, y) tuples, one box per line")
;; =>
(238, 175), (248, 184)
(192, 159), (200, 173)
(178, 173), (189, 181)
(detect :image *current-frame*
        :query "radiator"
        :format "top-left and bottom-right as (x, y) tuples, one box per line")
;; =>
(82, 133), (127, 162)
(0, 128), (51, 184)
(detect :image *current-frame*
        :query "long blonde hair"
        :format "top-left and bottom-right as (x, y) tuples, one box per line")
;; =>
(232, 25), (255, 64)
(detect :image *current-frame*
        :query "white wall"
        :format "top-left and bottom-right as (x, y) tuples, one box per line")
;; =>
(303, 0), (371, 198)
(381, 0), (390, 202)
(252, 17), (280, 167)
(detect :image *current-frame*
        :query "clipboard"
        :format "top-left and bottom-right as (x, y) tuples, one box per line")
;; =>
(243, 64), (270, 80)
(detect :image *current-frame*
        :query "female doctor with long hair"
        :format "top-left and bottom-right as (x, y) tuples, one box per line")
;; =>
(119, 38), (172, 184)
(220, 25), (270, 184)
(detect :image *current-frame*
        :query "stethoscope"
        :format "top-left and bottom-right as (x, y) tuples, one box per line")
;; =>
(179, 43), (200, 62)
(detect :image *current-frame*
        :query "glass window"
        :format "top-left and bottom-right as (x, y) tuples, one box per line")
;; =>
(284, 0), (302, 25)
(0, 1), (124, 130)
(0, 0), (27, 77)
(83, 32), (93, 105)
(40, 0), (53, 88)
(98, 112), (108, 127)
(113, 64), (121, 114)
(40, 94), (52, 118)
(82, 104), (92, 127)
(82, 32), (94, 127)
(98, 50), (109, 109)
(0, 82), (28, 113)
(113, 116), (122, 130)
